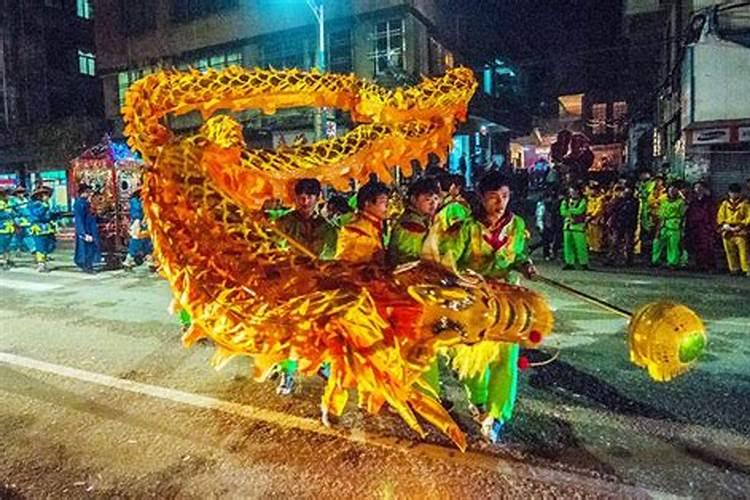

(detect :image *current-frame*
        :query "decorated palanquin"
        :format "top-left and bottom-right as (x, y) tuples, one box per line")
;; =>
(69, 136), (144, 260)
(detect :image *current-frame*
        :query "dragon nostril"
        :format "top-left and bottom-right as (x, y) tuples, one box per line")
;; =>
(529, 330), (542, 344)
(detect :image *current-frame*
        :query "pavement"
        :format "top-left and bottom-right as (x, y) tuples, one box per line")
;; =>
(0, 249), (749, 499)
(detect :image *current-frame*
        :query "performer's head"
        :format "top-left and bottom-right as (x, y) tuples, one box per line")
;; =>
(78, 183), (93, 199)
(438, 173), (465, 198)
(407, 177), (440, 218)
(326, 194), (352, 219)
(477, 171), (511, 219)
(293, 178), (322, 218)
(693, 181), (709, 199)
(728, 183), (742, 201)
(568, 185), (582, 200)
(32, 186), (52, 202)
(357, 181), (389, 220)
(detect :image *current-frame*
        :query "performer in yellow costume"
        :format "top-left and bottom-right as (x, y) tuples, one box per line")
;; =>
(717, 183), (750, 275)
(335, 181), (391, 264)
(584, 182), (606, 253)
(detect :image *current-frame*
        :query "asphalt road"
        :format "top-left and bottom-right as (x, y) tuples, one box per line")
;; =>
(1, 251), (749, 499)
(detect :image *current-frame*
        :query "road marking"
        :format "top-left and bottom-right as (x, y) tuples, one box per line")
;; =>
(0, 278), (63, 292)
(0, 351), (669, 498)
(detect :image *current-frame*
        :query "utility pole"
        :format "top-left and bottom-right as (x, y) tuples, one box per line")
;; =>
(305, 0), (326, 140)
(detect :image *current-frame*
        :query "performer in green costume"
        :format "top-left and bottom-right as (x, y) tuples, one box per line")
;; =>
(434, 173), (471, 229)
(275, 178), (337, 394)
(423, 171), (535, 443)
(560, 185), (589, 270)
(651, 182), (686, 268)
(387, 177), (440, 266)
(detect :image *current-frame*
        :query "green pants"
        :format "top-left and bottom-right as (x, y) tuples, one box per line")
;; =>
(652, 228), (681, 266)
(563, 229), (589, 266)
(422, 358), (441, 394)
(461, 343), (519, 422)
(279, 359), (298, 374)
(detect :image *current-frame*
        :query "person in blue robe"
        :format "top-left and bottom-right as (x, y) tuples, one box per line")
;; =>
(73, 184), (101, 273)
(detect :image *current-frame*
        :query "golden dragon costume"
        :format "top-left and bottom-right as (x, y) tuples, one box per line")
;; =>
(121, 66), (704, 450)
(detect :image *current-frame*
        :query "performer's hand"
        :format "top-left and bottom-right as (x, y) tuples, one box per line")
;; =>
(84, 234), (93, 243)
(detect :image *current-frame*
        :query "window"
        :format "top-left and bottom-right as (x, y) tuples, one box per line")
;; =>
(77, 0), (93, 19)
(558, 94), (583, 118)
(613, 101), (628, 133)
(171, 0), (239, 21)
(652, 128), (662, 157)
(209, 52), (242, 70)
(263, 36), (309, 69)
(371, 19), (404, 75)
(118, 67), (153, 107)
(78, 50), (95, 76)
(428, 37), (446, 75)
(591, 103), (607, 135)
(177, 51), (242, 72)
(328, 29), (352, 73)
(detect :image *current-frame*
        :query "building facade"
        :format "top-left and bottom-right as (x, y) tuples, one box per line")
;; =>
(93, 0), (525, 178)
(0, 0), (102, 201)
(625, 0), (750, 192)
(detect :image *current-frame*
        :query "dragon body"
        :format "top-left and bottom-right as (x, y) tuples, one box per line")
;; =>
(122, 66), (555, 450)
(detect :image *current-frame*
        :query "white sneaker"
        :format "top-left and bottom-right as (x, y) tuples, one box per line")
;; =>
(480, 416), (505, 444)
(122, 255), (136, 270)
(275, 373), (295, 395)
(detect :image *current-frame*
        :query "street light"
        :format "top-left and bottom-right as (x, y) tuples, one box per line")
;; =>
(305, 0), (326, 140)
(305, 0), (325, 72)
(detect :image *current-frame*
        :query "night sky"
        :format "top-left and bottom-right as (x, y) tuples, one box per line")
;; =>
(459, 0), (624, 93)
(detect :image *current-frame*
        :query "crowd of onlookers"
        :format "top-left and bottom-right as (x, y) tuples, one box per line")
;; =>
(261, 165), (750, 277)
(530, 170), (750, 276)
(2, 164), (749, 278)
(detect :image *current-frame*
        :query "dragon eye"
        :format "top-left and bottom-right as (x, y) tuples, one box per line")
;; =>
(433, 316), (466, 337)
(444, 296), (475, 311)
